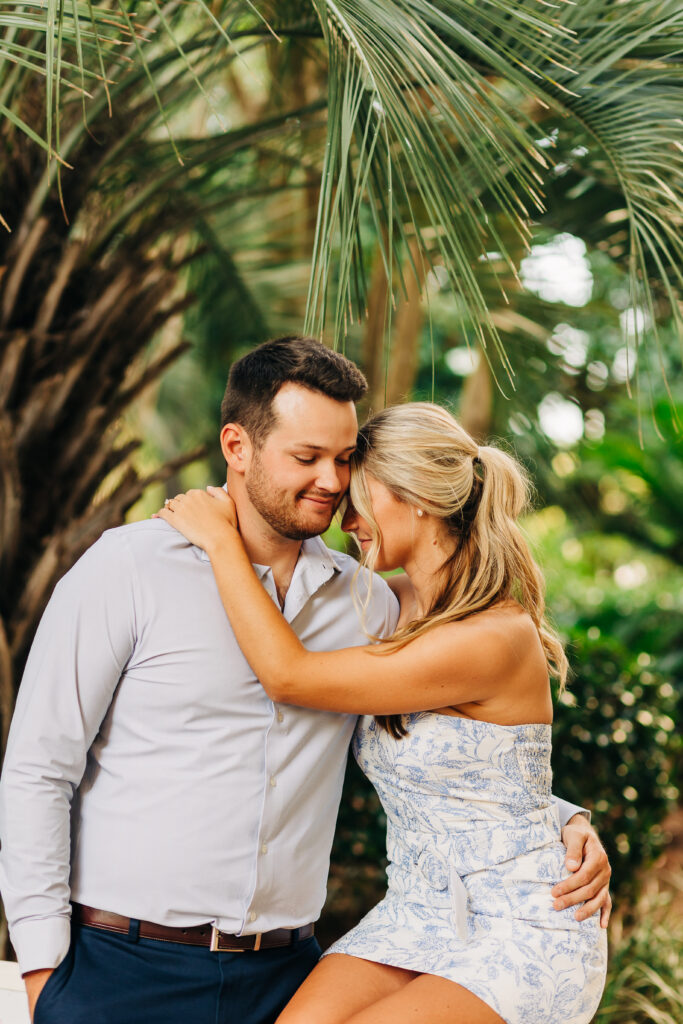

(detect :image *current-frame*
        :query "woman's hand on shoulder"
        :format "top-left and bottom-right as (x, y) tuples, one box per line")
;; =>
(154, 486), (239, 554)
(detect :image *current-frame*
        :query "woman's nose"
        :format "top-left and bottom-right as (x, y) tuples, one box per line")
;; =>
(341, 503), (358, 532)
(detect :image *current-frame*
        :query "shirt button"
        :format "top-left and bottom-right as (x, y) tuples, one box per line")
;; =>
(249, 911), (257, 923)
(261, 843), (268, 854)
(270, 776), (277, 788)
(277, 711), (284, 723)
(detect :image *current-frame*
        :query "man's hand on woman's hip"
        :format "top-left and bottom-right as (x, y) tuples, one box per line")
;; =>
(552, 814), (612, 927)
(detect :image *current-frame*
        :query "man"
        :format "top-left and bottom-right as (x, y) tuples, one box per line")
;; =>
(0, 336), (610, 1024)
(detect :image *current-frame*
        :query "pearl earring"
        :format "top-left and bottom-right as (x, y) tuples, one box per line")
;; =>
(416, 509), (424, 518)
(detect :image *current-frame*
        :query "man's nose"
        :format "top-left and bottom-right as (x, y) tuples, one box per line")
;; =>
(316, 460), (345, 494)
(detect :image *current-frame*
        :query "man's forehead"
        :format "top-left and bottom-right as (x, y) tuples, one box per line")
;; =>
(269, 383), (358, 441)
(269, 425), (358, 451)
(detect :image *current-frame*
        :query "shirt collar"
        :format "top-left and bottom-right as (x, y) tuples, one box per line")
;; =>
(199, 532), (342, 622)
(299, 534), (343, 575)
(197, 526), (342, 580)
(281, 536), (342, 622)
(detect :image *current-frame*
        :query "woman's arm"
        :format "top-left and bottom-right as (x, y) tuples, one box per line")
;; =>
(156, 488), (508, 714)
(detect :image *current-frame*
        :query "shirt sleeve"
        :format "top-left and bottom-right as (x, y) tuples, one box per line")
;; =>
(554, 796), (590, 827)
(0, 531), (138, 974)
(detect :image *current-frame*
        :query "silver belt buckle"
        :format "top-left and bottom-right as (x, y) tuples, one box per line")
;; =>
(210, 926), (262, 952)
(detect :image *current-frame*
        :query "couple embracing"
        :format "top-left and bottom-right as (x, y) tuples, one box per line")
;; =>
(0, 336), (609, 1024)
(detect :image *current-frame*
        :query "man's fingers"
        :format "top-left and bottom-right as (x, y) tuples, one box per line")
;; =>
(600, 892), (612, 929)
(563, 830), (584, 871)
(552, 848), (610, 898)
(573, 895), (602, 921)
(552, 864), (603, 897)
(573, 887), (612, 924)
(207, 485), (228, 501)
(553, 878), (603, 911)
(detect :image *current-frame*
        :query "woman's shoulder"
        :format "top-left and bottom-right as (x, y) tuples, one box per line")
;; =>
(438, 599), (534, 635)
(426, 602), (545, 674)
(429, 604), (551, 719)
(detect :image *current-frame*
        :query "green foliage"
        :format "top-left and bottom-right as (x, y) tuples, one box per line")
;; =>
(3, 1), (683, 376)
(543, 402), (683, 568)
(594, 886), (683, 1023)
(333, 755), (387, 868)
(552, 622), (680, 903)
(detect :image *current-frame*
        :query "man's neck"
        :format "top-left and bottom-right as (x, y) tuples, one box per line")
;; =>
(231, 493), (305, 608)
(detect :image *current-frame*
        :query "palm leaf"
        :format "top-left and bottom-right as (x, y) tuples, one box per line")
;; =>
(1, 0), (681, 391)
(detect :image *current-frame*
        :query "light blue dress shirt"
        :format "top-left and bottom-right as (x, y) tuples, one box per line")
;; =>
(0, 519), (585, 975)
(0, 520), (398, 974)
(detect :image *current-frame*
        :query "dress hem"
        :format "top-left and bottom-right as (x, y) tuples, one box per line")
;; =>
(321, 948), (510, 1024)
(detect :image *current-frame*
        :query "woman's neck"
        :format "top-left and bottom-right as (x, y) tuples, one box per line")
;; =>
(403, 524), (456, 616)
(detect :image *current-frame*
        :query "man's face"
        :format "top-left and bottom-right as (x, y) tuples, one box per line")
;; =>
(244, 383), (359, 540)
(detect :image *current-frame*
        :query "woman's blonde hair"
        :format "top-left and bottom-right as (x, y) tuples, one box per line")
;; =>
(349, 403), (568, 738)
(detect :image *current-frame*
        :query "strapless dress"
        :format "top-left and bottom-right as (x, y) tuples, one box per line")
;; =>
(326, 713), (607, 1024)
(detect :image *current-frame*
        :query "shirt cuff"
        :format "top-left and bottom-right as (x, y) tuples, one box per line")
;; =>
(11, 917), (71, 976)
(554, 796), (591, 828)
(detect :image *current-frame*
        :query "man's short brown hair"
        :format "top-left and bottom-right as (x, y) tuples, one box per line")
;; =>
(221, 336), (367, 446)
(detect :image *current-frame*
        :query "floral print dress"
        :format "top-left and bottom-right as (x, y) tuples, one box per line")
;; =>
(325, 713), (607, 1024)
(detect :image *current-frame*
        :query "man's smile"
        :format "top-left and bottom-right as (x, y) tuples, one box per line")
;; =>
(299, 493), (338, 510)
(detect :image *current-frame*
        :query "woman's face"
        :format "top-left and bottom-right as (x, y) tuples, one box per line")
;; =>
(341, 474), (415, 571)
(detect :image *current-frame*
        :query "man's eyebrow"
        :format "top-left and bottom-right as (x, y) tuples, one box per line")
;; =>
(290, 443), (357, 452)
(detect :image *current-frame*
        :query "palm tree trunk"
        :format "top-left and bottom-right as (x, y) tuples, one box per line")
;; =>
(362, 239), (427, 411)
(458, 350), (492, 442)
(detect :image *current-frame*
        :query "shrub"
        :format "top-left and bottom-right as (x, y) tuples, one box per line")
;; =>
(552, 616), (681, 905)
(593, 878), (683, 1023)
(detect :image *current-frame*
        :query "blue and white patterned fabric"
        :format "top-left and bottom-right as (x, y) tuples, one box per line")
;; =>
(326, 713), (607, 1024)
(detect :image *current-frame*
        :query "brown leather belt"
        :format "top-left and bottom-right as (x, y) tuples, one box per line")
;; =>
(72, 904), (314, 952)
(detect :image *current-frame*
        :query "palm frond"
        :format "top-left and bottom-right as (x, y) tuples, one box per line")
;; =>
(529, 0), (683, 412)
(1, 0), (681, 391)
(305, 0), (575, 366)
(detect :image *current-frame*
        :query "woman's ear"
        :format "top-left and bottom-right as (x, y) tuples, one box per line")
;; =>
(220, 423), (252, 475)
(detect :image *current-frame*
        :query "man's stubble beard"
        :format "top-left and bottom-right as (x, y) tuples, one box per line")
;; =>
(245, 450), (340, 541)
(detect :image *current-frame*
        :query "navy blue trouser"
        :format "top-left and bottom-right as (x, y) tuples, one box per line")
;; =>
(34, 920), (322, 1024)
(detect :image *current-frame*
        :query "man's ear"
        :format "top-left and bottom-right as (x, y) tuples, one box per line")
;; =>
(220, 423), (252, 475)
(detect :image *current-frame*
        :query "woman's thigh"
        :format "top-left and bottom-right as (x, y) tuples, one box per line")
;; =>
(345, 974), (506, 1024)
(276, 953), (418, 1024)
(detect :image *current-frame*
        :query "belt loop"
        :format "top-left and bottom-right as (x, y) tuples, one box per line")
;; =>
(127, 918), (140, 943)
(292, 927), (300, 943)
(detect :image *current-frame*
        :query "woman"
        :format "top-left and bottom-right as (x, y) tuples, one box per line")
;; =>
(156, 403), (607, 1024)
